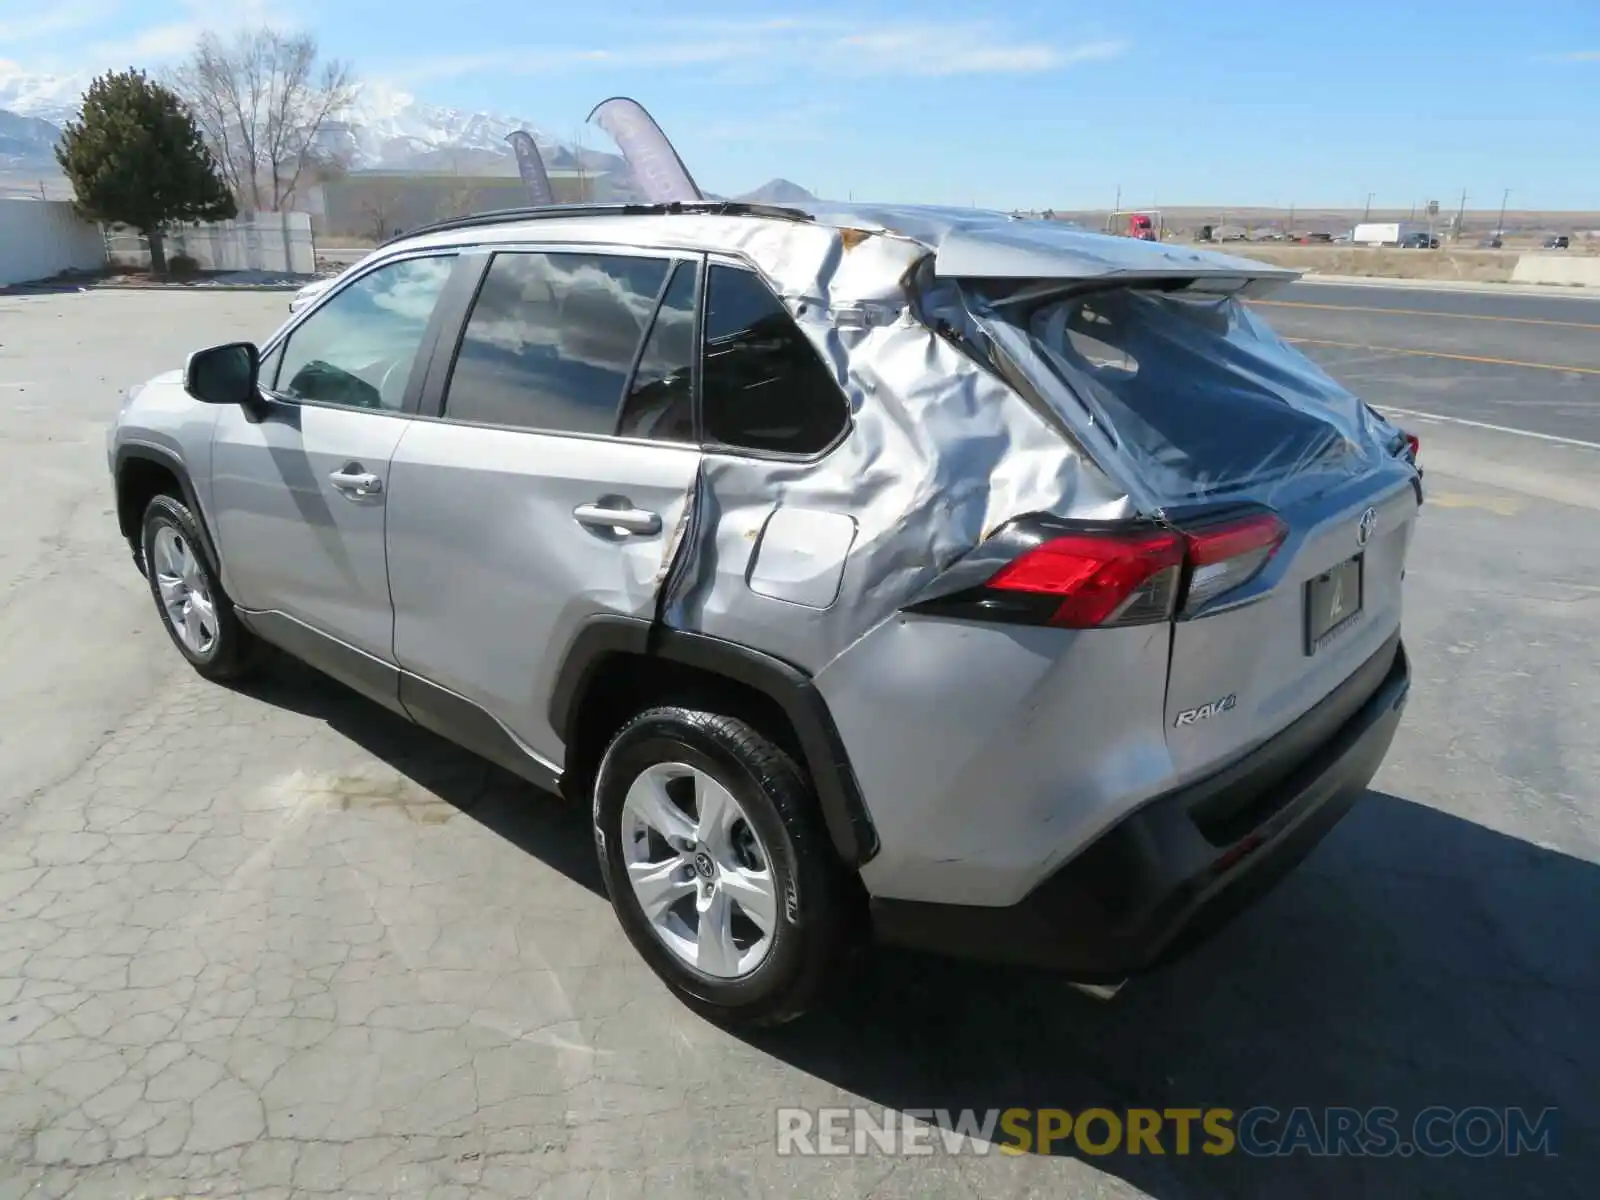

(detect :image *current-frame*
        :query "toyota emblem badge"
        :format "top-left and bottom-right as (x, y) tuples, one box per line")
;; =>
(1357, 507), (1377, 547)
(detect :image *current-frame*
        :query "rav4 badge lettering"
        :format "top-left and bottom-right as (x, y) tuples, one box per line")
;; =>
(1174, 694), (1239, 726)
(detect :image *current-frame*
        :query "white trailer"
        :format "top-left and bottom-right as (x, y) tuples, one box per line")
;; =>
(1352, 221), (1428, 246)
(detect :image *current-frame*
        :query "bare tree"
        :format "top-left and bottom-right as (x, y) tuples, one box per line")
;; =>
(435, 182), (481, 222)
(357, 179), (408, 244)
(172, 28), (357, 213)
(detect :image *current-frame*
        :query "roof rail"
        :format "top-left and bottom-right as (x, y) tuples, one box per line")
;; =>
(383, 200), (815, 247)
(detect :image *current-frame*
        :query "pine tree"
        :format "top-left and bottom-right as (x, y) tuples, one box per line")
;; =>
(54, 69), (237, 273)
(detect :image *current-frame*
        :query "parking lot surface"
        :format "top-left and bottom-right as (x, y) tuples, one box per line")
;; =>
(0, 288), (1595, 1198)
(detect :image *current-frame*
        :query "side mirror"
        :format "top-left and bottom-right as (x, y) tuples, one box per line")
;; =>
(184, 342), (260, 406)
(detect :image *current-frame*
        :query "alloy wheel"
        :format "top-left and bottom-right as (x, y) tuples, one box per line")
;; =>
(619, 761), (779, 978)
(151, 525), (217, 656)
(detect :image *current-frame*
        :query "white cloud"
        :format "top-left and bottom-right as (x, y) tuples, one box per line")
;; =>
(5, 0), (295, 80)
(0, 3), (113, 44)
(392, 17), (1127, 83)
(833, 28), (1127, 76)
(701, 103), (845, 144)
(87, 23), (210, 68)
(1557, 50), (1600, 61)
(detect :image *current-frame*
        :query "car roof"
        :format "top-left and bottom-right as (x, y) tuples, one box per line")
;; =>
(390, 200), (1297, 287)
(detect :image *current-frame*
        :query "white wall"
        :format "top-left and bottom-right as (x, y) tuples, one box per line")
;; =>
(0, 200), (106, 285)
(105, 213), (316, 275)
(1512, 255), (1600, 288)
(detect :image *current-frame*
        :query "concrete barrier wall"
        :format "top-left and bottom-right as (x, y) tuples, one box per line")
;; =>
(0, 199), (106, 285)
(105, 212), (316, 274)
(1511, 255), (1600, 288)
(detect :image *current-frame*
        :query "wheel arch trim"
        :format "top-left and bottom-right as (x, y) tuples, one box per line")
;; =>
(550, 616), (880, 867)
(113, 442), (224, 580)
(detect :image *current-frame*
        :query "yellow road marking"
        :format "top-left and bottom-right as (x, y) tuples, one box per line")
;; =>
(1425, 491), (1524, 516)
(1285, 336), (1600, 376)
(1252, 298), (1600, 331)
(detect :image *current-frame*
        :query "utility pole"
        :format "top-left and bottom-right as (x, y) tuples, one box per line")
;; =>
(1455, 188), (1467, 239)
(1496, 187), (1510, 235)
(1363, 192), (1374, 221)
(1114, 184), (1121, 213)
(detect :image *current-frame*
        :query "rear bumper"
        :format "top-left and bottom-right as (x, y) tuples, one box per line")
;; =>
(870, 633), (1411, 982)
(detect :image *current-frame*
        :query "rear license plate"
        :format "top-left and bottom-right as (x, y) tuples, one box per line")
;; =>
(1305, 554), (1364, 654)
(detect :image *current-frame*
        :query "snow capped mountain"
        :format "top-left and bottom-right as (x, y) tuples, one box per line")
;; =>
(0, 68), (804, 204)
(0, 69), (86, 127)
(0, 109), (63, 166)
(330, 82), (566, 167)
(0, 70), (616, 175)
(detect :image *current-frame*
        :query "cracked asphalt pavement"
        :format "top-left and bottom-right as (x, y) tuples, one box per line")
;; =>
(0, 289), (1595, 1198)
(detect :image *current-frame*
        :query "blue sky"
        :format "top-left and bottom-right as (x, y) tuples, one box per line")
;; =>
(3, 0), (1597, 209)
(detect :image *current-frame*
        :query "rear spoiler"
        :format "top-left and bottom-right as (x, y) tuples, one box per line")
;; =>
(932, 226), (1301, 299)
(978, 271), (1298, 309)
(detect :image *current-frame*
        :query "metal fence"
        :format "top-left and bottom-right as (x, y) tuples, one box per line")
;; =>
(102, 212), (317, 274)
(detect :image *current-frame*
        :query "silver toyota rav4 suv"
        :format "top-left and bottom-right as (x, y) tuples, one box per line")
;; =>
(108, 201), (1420, 1025)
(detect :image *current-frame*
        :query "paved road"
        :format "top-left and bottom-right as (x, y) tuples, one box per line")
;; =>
(1251, 281), (1600, 444)
(0, 290), (1595, 1198)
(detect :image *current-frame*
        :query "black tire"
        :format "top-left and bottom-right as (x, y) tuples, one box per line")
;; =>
(140, 493), (259, 682)
(593, 706), (851, 1027)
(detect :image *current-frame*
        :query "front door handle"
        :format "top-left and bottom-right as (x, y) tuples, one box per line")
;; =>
(329, 466), (383, 498)
(573, 502), (661, 536)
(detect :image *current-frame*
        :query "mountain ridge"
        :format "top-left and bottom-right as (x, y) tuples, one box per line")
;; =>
(0, 73), (815, 205)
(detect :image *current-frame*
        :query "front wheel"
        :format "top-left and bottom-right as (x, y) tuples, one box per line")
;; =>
(593, 707), (851, 1026)
(141, 494), (258, 681)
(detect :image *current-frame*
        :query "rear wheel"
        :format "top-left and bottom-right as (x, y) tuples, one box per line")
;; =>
(141, 494), (258, 681)
(593, 706), (850, 1026)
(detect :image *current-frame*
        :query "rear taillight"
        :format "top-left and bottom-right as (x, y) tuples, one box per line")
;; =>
(908, 509), (1288, 629)
(1180, 511), (1288, 613)
(987, 530), (1184, 628)
(1403, 431), (1420, 462)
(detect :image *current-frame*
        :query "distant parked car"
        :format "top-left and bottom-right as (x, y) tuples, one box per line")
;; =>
(288, 278), (334, 313)
(1480, 236), (1504, 249)
(1398, 232), (1440, 250)
(1543, 235), (1571, 250)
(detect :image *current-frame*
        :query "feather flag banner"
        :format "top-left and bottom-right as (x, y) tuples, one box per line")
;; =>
(586, 97), (703, 205)
(506, 131), (556, 206)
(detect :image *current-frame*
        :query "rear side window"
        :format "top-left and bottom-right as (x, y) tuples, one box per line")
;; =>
(443, 251), (670, 435)
(701, 265), (848, 456)
(616, 260), (697, 442)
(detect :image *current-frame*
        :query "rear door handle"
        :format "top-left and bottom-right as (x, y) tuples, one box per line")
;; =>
(329, 466), (383, 498)
(573, 502), (661, 536)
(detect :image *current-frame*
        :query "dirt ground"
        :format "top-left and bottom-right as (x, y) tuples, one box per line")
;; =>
(1214, 244), (1527, 282)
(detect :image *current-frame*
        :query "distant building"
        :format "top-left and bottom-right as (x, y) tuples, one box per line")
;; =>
(302, 167), (611, 240)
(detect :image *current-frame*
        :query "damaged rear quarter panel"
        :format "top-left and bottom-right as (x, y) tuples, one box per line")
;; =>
(662, 228), (1133, 675)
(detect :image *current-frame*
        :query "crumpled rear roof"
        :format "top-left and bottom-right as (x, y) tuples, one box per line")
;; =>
(791, 200), (1297, 283)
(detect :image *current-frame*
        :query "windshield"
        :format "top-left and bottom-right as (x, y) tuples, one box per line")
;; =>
(970, 283), (1379, 503)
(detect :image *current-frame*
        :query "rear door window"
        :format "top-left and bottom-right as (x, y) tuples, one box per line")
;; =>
(443, 251), (671, 435)
(701, 264), (848, 456)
